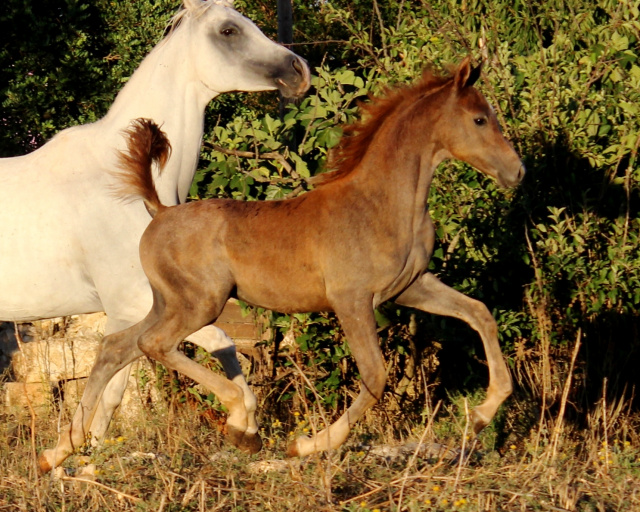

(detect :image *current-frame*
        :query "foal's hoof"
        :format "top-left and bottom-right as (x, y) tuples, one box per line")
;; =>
(470, 409), (489, 435)
(37, 451), (55, 474)
(285, 436), (307, 458)
(241, 432), (262, 454)
(226, 426), (262, 455)
(285, 442), (300, 458)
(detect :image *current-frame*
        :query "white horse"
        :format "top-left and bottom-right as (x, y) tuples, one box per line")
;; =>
(0, 0), (310, 459)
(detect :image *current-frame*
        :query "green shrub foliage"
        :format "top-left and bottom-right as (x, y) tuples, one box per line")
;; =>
(2, 0), (639, 430)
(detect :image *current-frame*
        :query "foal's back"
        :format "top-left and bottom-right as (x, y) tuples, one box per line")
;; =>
(141, 186), (351, 314)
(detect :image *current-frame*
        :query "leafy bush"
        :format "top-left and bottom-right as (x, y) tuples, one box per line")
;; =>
(2, 0), (639, 441)
(193, 0), (640, 432)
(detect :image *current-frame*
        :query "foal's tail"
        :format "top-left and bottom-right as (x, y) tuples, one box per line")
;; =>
(114, 118), (172, 218)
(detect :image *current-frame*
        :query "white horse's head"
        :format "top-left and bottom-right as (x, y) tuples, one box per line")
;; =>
(173, 0), (310, 98)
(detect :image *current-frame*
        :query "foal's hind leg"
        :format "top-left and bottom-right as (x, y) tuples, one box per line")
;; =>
(88, 323), (254, 448)
(38, 320), (150, 472)
(287, 296), (386, 457)
(186, 325), (259, 441)
(137, 309), (261, 454)
(394, 272), (513, 433)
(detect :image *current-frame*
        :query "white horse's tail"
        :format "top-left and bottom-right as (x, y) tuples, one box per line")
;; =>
(115, 118), (172, 217)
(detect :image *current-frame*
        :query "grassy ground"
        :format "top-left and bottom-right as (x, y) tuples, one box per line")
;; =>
(1, 380), (639, 512)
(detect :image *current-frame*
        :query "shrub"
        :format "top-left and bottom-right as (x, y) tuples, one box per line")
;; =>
(193, 0), (640, 434)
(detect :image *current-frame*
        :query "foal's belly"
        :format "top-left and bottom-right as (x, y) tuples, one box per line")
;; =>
(234, 273), (332, 315)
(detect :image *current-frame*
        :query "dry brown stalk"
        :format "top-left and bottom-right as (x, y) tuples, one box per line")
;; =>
(549, 329), (582, 463)
(601, 378), (610, 475)
(180, 478), (202, 507)
(204, 142), (294, 176)
(396, 400), (442, 509)
(156, 493), (167, 512)
(285, 354), (336, 504)
(285, 355), (332, 441)
(59, 475), (142, 503)
(524, 225), (554, 455)
(454, 398), (471, 490)
(13, 323), (43, 508)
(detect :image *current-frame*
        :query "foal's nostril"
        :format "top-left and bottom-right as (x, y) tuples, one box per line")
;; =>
(518, 164), (526, 181)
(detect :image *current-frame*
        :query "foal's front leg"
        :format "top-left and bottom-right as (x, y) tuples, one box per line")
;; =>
(38, 322), (148, 472)
(394, 272), (512, 433)
(287, 296), (386, 457)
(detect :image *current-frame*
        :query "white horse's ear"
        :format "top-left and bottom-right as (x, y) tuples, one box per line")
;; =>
(184, 0), (234, 9)
(183, 0), (203, 11)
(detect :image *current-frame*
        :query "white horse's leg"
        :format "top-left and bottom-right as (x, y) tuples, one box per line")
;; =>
(85, 317), (136, 445)
(39, 320), (150, 472)
(185, 325), (259, 437)
(394, 272), (513, 433)
(88, 370), (133, 444)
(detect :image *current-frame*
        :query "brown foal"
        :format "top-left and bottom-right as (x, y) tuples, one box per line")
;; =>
(40, 57), (524, 471)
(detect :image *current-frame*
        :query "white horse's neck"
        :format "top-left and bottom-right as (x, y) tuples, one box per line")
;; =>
(102, 23), (215, 205)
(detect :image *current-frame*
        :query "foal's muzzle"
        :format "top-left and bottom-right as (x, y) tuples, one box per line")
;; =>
(500, 164), (526, 188)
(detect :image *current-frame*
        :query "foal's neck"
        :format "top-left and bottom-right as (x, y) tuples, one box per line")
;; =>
(350, 111), (439, 216)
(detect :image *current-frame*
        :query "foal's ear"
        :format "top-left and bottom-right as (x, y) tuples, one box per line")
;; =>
(454, 57), (482, 89)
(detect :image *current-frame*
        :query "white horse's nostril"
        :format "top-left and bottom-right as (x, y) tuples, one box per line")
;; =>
(292, 56), (305, 76)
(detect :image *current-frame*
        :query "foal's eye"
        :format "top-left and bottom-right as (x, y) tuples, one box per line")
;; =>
(474, 117), (488, 126)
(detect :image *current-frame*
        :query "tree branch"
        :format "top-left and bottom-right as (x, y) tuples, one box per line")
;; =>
(203, 141), (294, 175)
(203, 141), (332, 198)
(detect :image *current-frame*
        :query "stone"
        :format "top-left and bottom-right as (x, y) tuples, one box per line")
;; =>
(2, 381), (53, 412)
(2, 303), (265, 414)
(11, 336), (100, 383)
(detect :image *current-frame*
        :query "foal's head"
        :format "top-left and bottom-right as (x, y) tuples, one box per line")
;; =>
(421, 57), (525, 187)
(326, 58), (524, 189)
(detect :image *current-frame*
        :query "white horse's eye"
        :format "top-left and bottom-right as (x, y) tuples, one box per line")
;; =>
(220, 27), (238, 36)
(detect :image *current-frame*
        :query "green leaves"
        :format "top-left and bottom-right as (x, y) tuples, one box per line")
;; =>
(192, 64), (370, 201)
(0, 0), (175, 156)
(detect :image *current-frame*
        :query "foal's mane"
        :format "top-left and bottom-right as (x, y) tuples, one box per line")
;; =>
(318, 69), (453, 186)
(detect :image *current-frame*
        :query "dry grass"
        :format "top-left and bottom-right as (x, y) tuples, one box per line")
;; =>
(1, 368), (639, 512)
